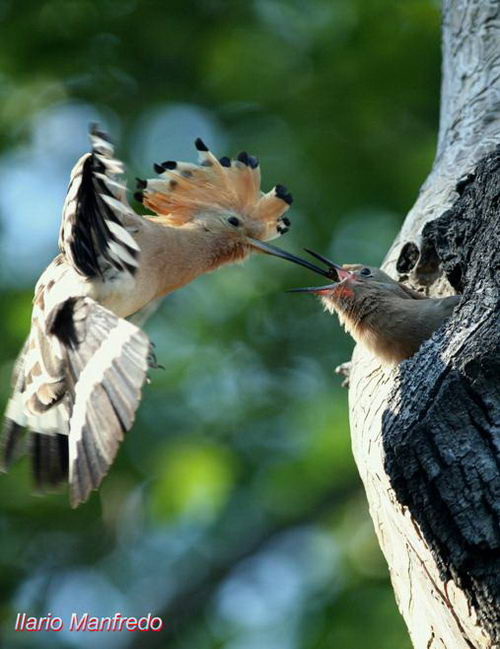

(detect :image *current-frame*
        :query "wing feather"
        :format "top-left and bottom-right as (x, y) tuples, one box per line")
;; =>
(62, 298), (150, 507)
(1, 295), (150, 506)
(58, 125), (140, 278)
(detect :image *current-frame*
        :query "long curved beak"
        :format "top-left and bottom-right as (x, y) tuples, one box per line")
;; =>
(302, 248), (352, 281)
(247, 238), (334, 279)
(287, 248), (353, 294)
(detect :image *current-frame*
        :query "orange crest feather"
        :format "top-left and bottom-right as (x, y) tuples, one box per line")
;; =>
(135, 139), (292, 241)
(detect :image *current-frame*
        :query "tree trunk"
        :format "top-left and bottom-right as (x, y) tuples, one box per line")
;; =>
(348, 1), (500, 648)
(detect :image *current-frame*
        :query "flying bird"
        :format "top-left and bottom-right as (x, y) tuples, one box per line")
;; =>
(1, 125), (307, 507)
(284, 249), (460, 365)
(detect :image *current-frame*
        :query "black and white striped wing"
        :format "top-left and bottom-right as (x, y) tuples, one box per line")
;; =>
(58, 125), (140, 278)
(1, 295), (151, 507)
(62, 297), (150, 507)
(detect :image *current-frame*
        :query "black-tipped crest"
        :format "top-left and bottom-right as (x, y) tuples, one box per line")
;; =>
(195, 137), (209, 151)
(275, 184), (293, 205)
(248, 155), (259, 169)
(135, 178), (147, 189)
(140, 139), (291, 238)
(153, 163), (164, 174)
(133, 191), (144, 203)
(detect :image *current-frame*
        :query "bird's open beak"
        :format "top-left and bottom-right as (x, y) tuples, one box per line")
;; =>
(285, 249), (355, 294)
(247, 238), (334, 279)
(286, 284), (338, 295)
(246, 240), (352, 295)
(302, 248), (352, 281)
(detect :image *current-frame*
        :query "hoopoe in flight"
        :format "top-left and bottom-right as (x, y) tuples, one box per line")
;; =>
(1, 125), (310, 507)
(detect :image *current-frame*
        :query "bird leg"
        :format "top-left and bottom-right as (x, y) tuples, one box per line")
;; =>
(147, 343), (165, 372)
(335, 361), (352, 388)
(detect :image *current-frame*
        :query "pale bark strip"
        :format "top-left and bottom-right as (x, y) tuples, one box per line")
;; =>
(348, 1), (500, 648)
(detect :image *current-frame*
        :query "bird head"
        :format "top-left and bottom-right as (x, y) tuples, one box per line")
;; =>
(284, 251), (405, 318)
(282, 250), (458, 364)
(135, 138), (298, 265)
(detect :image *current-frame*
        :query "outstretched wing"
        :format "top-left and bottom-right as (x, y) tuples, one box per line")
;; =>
(59, 297), (150, 507)
(2, 126), (152, 507)
(1, 296), (151, 508)
(58, 125), (140, 278)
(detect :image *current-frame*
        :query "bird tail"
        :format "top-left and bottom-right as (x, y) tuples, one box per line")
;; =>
(1, 297), (150, 507)
(1, 386), (70, 489)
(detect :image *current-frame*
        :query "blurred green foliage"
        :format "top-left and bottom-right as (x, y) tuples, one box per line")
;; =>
(0, 0), (441, 647)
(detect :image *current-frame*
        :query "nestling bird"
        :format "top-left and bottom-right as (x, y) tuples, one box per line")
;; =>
(284, 249), (460, 365)
(1, 125), (307, 507)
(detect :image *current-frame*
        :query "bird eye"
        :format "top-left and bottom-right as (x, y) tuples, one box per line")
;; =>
(228, 216), (240, 227)
(360, 267), (372, 276)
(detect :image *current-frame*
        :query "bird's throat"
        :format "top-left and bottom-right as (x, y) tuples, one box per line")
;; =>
(144, 222), (249, 300)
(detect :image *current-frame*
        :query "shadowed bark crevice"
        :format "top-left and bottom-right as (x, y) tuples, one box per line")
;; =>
(397, 242), (420, 274)
(424, 146), (500, 297)
(383, 147), (500, 644)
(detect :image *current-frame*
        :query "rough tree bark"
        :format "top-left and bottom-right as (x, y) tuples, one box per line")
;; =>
(349, 1), (500, 648)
